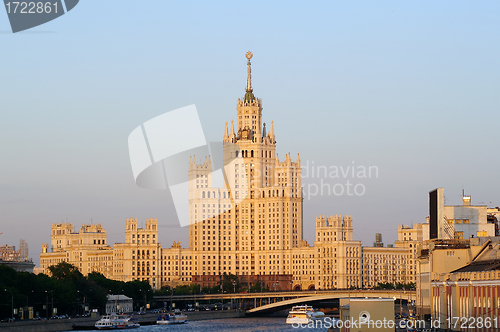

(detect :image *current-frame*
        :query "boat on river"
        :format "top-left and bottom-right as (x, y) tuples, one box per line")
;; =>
(156, 309), (188, 325)
(286, 305), (325, 324)
(95, 313), (140, 329)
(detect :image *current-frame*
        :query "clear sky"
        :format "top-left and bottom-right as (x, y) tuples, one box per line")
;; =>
(1, 1), (499, 265)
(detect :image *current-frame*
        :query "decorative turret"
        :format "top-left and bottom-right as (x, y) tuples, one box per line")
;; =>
(315, 214), (354, 242)
(269, 121), (275, 141)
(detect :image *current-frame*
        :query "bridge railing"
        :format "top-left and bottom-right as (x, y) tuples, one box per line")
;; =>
(153, 289), (416, 302)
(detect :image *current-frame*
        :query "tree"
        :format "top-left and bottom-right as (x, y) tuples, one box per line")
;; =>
(221, 273), (239, 293)
(48, 262), (83, 281)
(250, 282), (264, 293)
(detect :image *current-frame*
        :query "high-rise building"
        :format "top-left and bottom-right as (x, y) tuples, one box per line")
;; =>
(185, 51), (302, 283)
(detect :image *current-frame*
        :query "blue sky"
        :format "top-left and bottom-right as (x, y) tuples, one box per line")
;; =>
(1, 1), (499, 265)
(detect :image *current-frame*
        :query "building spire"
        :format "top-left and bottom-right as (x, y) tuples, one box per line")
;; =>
(243, 51), (256, 103)
(246, 51), (253, 92)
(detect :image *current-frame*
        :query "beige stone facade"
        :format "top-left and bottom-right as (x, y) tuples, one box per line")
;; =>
(360, 223), (422, 288)
(312, 215), (362, 290)
(394, 223), (423, 283)
(40, 219), (161, 288)
(39, 223), (114, 278)
(362, 246), (410, 288)
(112, 218), (161, 288)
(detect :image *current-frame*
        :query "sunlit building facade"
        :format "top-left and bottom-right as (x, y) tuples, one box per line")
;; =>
(39, 53), (371, 291)
(39, 223), (114, 278)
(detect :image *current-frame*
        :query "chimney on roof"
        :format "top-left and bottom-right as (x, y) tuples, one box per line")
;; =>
(462, 190), (471, 206)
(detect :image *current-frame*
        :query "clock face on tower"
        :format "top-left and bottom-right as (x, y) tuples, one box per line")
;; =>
(242, 129), (248, 139)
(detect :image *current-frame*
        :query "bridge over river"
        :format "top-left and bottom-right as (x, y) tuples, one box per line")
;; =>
(154, 290), (416, 315)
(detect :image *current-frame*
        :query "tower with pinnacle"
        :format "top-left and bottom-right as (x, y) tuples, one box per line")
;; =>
(187, 52), (303, 280)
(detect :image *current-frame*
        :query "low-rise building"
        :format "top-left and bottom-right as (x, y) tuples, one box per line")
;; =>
(428, 237), (500, 330)
(105, 294), (133, 314)
(362, 246), (410, 288)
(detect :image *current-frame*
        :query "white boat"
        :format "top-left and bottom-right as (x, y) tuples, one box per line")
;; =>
(156, 310), (188, 325)
(286, 305), (325, 324)
(95, 314), (140, 329)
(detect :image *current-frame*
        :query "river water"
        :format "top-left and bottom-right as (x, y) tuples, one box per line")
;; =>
(72, 317), (333, 332)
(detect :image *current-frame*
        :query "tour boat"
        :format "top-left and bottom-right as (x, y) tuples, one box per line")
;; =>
(157, 310), (188, 325)
(286, 305), (325, 324)
(95, 314), (140, 329)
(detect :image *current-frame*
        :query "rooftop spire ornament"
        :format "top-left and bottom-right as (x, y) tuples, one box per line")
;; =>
(246, 51), (253, 92)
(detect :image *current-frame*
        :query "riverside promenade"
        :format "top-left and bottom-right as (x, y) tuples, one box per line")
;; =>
(0, 310), (244, 332)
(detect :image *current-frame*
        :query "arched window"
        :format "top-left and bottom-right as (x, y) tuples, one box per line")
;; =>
(235, 150), (239, 158)
(251, 150), (254, 158)
(207, 191), (210, 198)
(202, 192), (205, 198)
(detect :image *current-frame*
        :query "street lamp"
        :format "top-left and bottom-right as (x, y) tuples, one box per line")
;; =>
(4, 289), (13, 321)
(77, 291), (86, 315)
(45, 290), (53, 318)
(25, 290), (34, 319)
(139, 289), (147, 311)
(220, 274), (224, 310)
(400, 289), (403, 318)
(220, 284), (224, 310)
